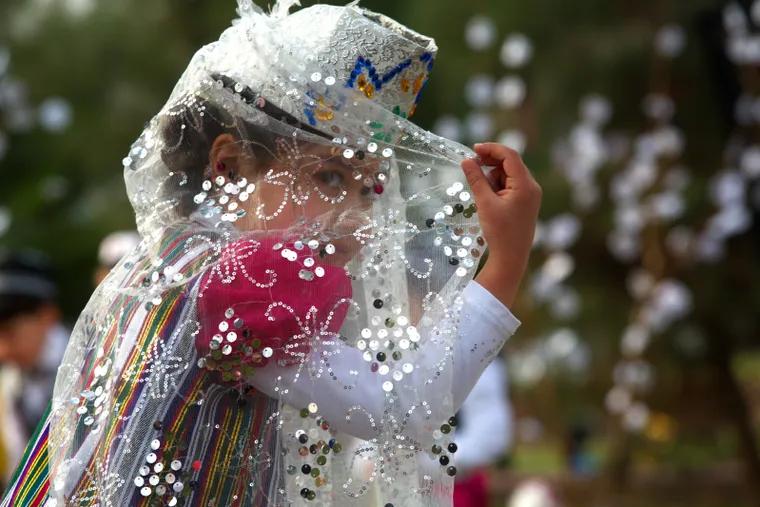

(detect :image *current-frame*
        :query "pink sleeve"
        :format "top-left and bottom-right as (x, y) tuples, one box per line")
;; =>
(194, 237), (352, 385)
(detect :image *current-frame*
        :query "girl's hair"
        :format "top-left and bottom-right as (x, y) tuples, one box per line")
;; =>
(158, 76), (332, 217)
(158, 96), (277, 217)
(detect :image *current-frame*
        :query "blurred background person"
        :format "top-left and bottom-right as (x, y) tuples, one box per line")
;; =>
(454, 357), (513, 507)
(93, 230), (140, 285)
(564, 421), (596, 476)
(507, 479), (562, 507)
(0, 250), (67, 489)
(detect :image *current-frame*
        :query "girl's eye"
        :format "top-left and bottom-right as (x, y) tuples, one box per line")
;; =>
(315, 169), (344, 188)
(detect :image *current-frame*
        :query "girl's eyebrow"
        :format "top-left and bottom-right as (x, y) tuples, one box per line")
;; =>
(299, 156), (358, 178)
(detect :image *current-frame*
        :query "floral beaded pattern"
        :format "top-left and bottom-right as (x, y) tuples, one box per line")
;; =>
(343, 52), (435, 118)
(47, 2), (498, 506)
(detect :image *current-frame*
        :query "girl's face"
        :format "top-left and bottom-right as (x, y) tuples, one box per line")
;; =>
(211, 135), (381, 266)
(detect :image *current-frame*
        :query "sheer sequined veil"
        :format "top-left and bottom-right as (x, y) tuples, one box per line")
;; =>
(47, 1), (486, 506)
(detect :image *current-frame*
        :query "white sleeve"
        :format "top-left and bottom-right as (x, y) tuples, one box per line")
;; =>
(453, 360), (513, 471)
(244, 280), (520, 440)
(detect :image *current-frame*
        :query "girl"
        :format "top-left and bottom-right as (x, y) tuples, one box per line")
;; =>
(2, 1), (540, 506)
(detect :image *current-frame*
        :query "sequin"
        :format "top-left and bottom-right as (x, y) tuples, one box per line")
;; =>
(281, 249), (298, 262)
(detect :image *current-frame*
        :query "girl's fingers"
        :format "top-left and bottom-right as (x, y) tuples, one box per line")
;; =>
(461, 158), (496, 205)
(485, 166), (505, 192)
(474, 142), (531, 182)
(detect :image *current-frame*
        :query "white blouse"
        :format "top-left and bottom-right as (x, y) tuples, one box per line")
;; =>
(246, 280), (520, 440)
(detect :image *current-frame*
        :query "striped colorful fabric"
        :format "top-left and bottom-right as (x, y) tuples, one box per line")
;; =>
(1, 406), (51, 507)
(6, 230), (287, 506)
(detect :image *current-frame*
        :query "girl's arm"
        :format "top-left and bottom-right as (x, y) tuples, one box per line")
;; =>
(245, 141), (539, 441)
(244, 279), (519, 441)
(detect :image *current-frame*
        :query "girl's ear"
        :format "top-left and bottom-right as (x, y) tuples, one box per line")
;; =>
(209, 133), (243, 176)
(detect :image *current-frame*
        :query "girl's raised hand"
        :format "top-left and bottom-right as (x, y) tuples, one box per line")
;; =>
(460, 142), (542, 308)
